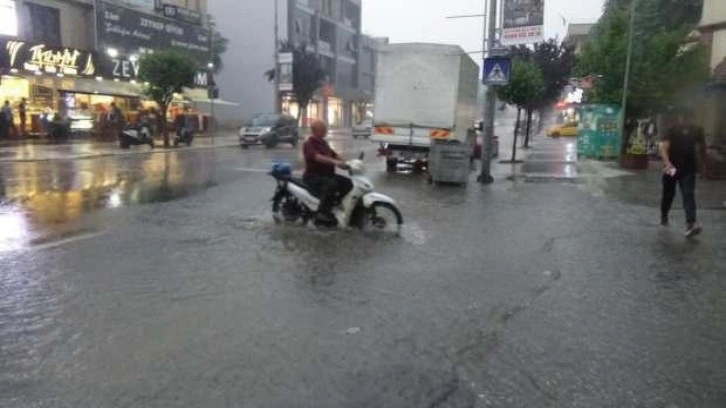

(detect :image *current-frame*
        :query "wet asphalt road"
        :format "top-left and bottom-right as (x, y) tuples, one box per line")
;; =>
(1, 132), (725, 407)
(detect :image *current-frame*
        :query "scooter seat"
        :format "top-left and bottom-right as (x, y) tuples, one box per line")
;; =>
(286, 176), (310, 190)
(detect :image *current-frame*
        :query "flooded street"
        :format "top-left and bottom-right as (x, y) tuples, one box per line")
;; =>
(1, 134), (725, 407)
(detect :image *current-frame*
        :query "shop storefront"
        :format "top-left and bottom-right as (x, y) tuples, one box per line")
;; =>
(0, 37), (151, 139)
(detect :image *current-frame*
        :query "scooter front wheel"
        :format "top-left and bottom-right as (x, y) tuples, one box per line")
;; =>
(359, 202), (403, 235)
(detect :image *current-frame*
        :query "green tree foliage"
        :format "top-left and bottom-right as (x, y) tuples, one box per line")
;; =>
(577, 0), (709, 120)
(139, 51), (197, 147)
(509, 40), (576, 146)
(497, 59), (545, 160)
(266, 42), (327, 123)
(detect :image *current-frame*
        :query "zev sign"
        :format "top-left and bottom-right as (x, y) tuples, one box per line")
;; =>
(483, 57), (512, 86)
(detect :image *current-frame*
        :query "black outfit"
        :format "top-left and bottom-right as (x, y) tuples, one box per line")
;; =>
(18, 102), (26, 136)
(303, 137), (352, 215)
(661, 124), (705, 224)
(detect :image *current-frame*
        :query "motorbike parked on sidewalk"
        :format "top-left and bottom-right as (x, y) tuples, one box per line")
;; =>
(174, 127), (194, 147)
(269, 155), (403, 232)
(119, 124), (154, 149)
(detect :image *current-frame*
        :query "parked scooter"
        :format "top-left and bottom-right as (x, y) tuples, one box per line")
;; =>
(119, 124), (154, 149)
(174, 127), (194, 147)
(269, 154), (403, 232)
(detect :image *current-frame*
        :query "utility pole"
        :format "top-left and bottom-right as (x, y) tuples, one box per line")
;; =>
(208, 14), (216, 144)
(274, 0), (281, 114)
(446, 0), (499, 183)
(479, 0), (499, 184)
(619, 0), (637, 158)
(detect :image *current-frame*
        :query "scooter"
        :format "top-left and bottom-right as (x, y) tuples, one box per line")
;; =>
(119, 124), (154, 149)
(270, 155), (403, 232)
(174, 127), (194, 147)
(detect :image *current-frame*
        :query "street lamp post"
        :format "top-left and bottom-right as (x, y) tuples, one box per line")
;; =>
(274, 0), (281, 114)
(446, 0), (499, 184)
(619, 0), (638, 158)
(480, 0), (499, 184)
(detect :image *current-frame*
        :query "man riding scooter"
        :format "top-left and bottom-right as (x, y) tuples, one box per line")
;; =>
(303, 120), (352, 224)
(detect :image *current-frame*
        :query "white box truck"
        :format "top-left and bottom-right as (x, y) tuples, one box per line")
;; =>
(372, 43), (479, 172)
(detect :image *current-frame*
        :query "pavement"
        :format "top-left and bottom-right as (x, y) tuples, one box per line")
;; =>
(0, 132), (242, 162)
(1, 128), (725, 407)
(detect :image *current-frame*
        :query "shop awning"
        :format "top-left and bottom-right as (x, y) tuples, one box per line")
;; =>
(183, 88), (239, 107)
(56, 78), (143, 97)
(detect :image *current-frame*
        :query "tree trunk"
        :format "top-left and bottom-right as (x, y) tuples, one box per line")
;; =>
(161, 104), (170, 148)
(298, 103), (307, 127)
(511, 108), (522, 162)
(524, 108), (533, 148)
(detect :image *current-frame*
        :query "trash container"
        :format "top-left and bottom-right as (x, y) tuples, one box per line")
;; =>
(429, 139), (471, 185)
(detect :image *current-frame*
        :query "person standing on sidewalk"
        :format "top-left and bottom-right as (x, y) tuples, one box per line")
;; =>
(18, 98), (27, 137)
(1, 100), (13, 139)
(659, 108), (707, 237)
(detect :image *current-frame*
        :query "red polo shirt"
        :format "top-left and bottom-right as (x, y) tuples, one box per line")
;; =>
(303, 136), (339, 177)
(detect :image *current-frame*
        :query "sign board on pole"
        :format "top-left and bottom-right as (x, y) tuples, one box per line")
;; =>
(502, 0), (545, 45)
(278, 52), (293, 92)
(483, 57), (512, 86)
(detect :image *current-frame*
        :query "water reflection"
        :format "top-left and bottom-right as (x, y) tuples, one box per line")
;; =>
(0, 153), (217, 250)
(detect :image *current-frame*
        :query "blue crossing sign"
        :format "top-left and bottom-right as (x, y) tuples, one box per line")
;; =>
(483, 57), (512, 86)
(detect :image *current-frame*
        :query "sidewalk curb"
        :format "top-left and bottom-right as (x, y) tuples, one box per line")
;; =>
(0, 141), (241, 163)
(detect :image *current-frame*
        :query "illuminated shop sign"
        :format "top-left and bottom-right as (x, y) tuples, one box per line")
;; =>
(2, 40), (96, 76)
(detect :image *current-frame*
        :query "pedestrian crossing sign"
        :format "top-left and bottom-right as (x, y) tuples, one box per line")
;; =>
(483, 57), (512, 86)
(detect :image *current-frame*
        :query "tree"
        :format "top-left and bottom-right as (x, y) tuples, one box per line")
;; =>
(508, 40), (576, 147)
(207, 15), (229, 74)
(497, 59), (545, 161)
(139, 51), (197, 147)
(265, 42), (327, 124)
(577, 0), (709, 137)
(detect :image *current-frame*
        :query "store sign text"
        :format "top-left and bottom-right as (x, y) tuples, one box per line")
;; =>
(3, 40), (96, 76)
(111, 58), (140, 79)
(105, 55), (209, 88)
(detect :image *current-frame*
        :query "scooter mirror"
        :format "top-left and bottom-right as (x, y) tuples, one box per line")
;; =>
(358, 151), (365, 160)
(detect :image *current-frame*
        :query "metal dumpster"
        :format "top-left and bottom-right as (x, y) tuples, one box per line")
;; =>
(429, 139), (471, 185)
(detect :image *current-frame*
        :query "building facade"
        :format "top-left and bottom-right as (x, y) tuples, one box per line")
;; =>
(563, 23), (594, 56)
(698, 0), (726, 147)
(211, 0), (381, 128)
(0, 0), (212, 139)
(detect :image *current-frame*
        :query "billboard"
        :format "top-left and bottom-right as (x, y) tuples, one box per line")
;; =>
(502, 0), (545, 45)
(278, 52), (293, 92)
(96, 2), (210, 62)
(1, 38), (97, 77)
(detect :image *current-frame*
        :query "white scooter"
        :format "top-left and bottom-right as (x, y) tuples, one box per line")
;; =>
(119, 124), (154, 149)
(270, 155), (403, 232)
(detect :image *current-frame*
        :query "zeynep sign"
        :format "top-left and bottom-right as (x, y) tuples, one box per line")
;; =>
(2, 39), (96, 77)
(101, 54), (211, 88)
(96, 2), (210, 61)
(502, 0), (545, 45)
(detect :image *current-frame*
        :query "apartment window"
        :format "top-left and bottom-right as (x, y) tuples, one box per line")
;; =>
(26, 3), (61, 46)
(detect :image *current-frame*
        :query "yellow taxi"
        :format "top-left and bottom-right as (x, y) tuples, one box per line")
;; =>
(547, 122), (579, 137)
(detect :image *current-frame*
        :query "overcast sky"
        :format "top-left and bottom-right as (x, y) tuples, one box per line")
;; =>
(362, 0), (605, 57)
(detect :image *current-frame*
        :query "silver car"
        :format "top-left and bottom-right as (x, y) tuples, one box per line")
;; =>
(239, 114), (299, 149)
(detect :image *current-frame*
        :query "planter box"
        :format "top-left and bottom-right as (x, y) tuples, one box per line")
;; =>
(620, 153), (649, 170)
